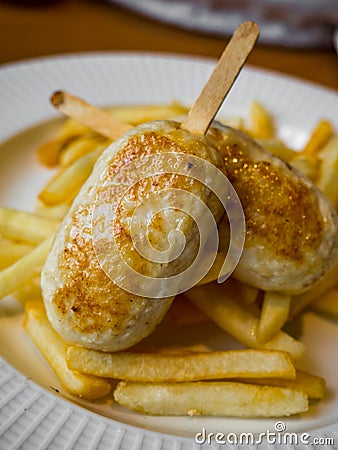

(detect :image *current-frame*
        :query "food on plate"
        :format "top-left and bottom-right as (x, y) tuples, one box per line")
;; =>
(24, 302), (111, 399)
(248, 100), (275, 139)
(317, 135), (338, 208)
(208, 125), (338, 294)
(239, 369), (326, 400)
(40, 22), (260, 353)
(41, 119), (227, 352)
(14, 276), (43, 304)
(38, 95), (189, 168)
(0, 207), (60, 244)
(256, 291), (291, 344)
(185, 281), (305, 360)
(0, 238), (34, 270)
(113, 380), (308, 417)
(66, 347), (295, 382)
(301, 119), (334, 159)
(47, 91), (338, 296)
(1, 94), (338, 418)
(41, 111), (338, 353)
(38, 148), (103, 206)
(0, 237), (53, 300)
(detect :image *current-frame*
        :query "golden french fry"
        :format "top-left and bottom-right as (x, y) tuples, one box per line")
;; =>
(59, 134), (110, 167)
(198, 277), (260, 317)
(311, 288), (338, 318)
(239, 370), (326, 400)
(248, 100), (275, 139)
(289, 261), (338, 319)
(186, 282), (305, 359)
(114, 380), (308, 417)
(67, 347), (295, 382)
(37, 117), (92, 167)
(107, 101), (189, 125)
(0, 208), (60, 245)
(37, 135), (74, 167)
(38, 148), (102, 205)
(316, 135), (338, 208)
(257, 292), (291, 343)
(58, 117), (93, 137)
(302, 119), (334, 157)
(0, 237), (53, 300)
(13, 276), (43, 304)
(24, 302), (111, 399)
(0, 239), (34, 270)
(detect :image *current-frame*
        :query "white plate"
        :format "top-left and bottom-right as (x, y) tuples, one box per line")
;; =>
(0, 53), (338, 449)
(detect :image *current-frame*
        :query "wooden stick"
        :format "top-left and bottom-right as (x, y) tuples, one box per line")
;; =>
(181, 21), (259, 135)
(51, 23), (258, 140)
(50, 91), (132, 140)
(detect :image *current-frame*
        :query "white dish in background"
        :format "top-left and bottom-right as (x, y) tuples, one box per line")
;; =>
(0, 53), (338, 449)
(108, 0), (338, 48)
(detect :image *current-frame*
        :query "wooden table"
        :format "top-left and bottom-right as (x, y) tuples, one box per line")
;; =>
(0, 0), (337, 90)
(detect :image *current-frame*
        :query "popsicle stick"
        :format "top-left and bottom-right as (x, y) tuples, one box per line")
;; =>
(181, 21), (259, 135)
(50, 90), (132, 140)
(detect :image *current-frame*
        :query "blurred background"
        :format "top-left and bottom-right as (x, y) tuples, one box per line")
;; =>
(0, 0), (337, 88)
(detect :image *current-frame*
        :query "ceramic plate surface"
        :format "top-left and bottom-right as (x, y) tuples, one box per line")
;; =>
(0, 53), (338, 450)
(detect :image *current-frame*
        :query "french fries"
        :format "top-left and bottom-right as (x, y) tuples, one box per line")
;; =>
(2, 97), (336, 419)
(66, 347), (296, 382)
(302, 119), (334, 157)
(240, 370), (326, 400)
(316, 135), (338, 208)
(186, 282), (305, 360)
(287, 120), (336, 184)
(24, 302), (111, 399)
(248, 100), (275, 139)
(257, 292), (291, 344)
(107, 101), (189, 125)
(0, 239), (33, 270)
(13, 276), (43, 304)
(0, 207), (60, 244)
(35, 200), (70, 221)
(59, 134), (110, 167)
(0, 237), (53, 300)
(38, 134), (75, 168)
(38, 148), (102, 205)
(114, 381), (308, 417)
(37, 119), (92, 167)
